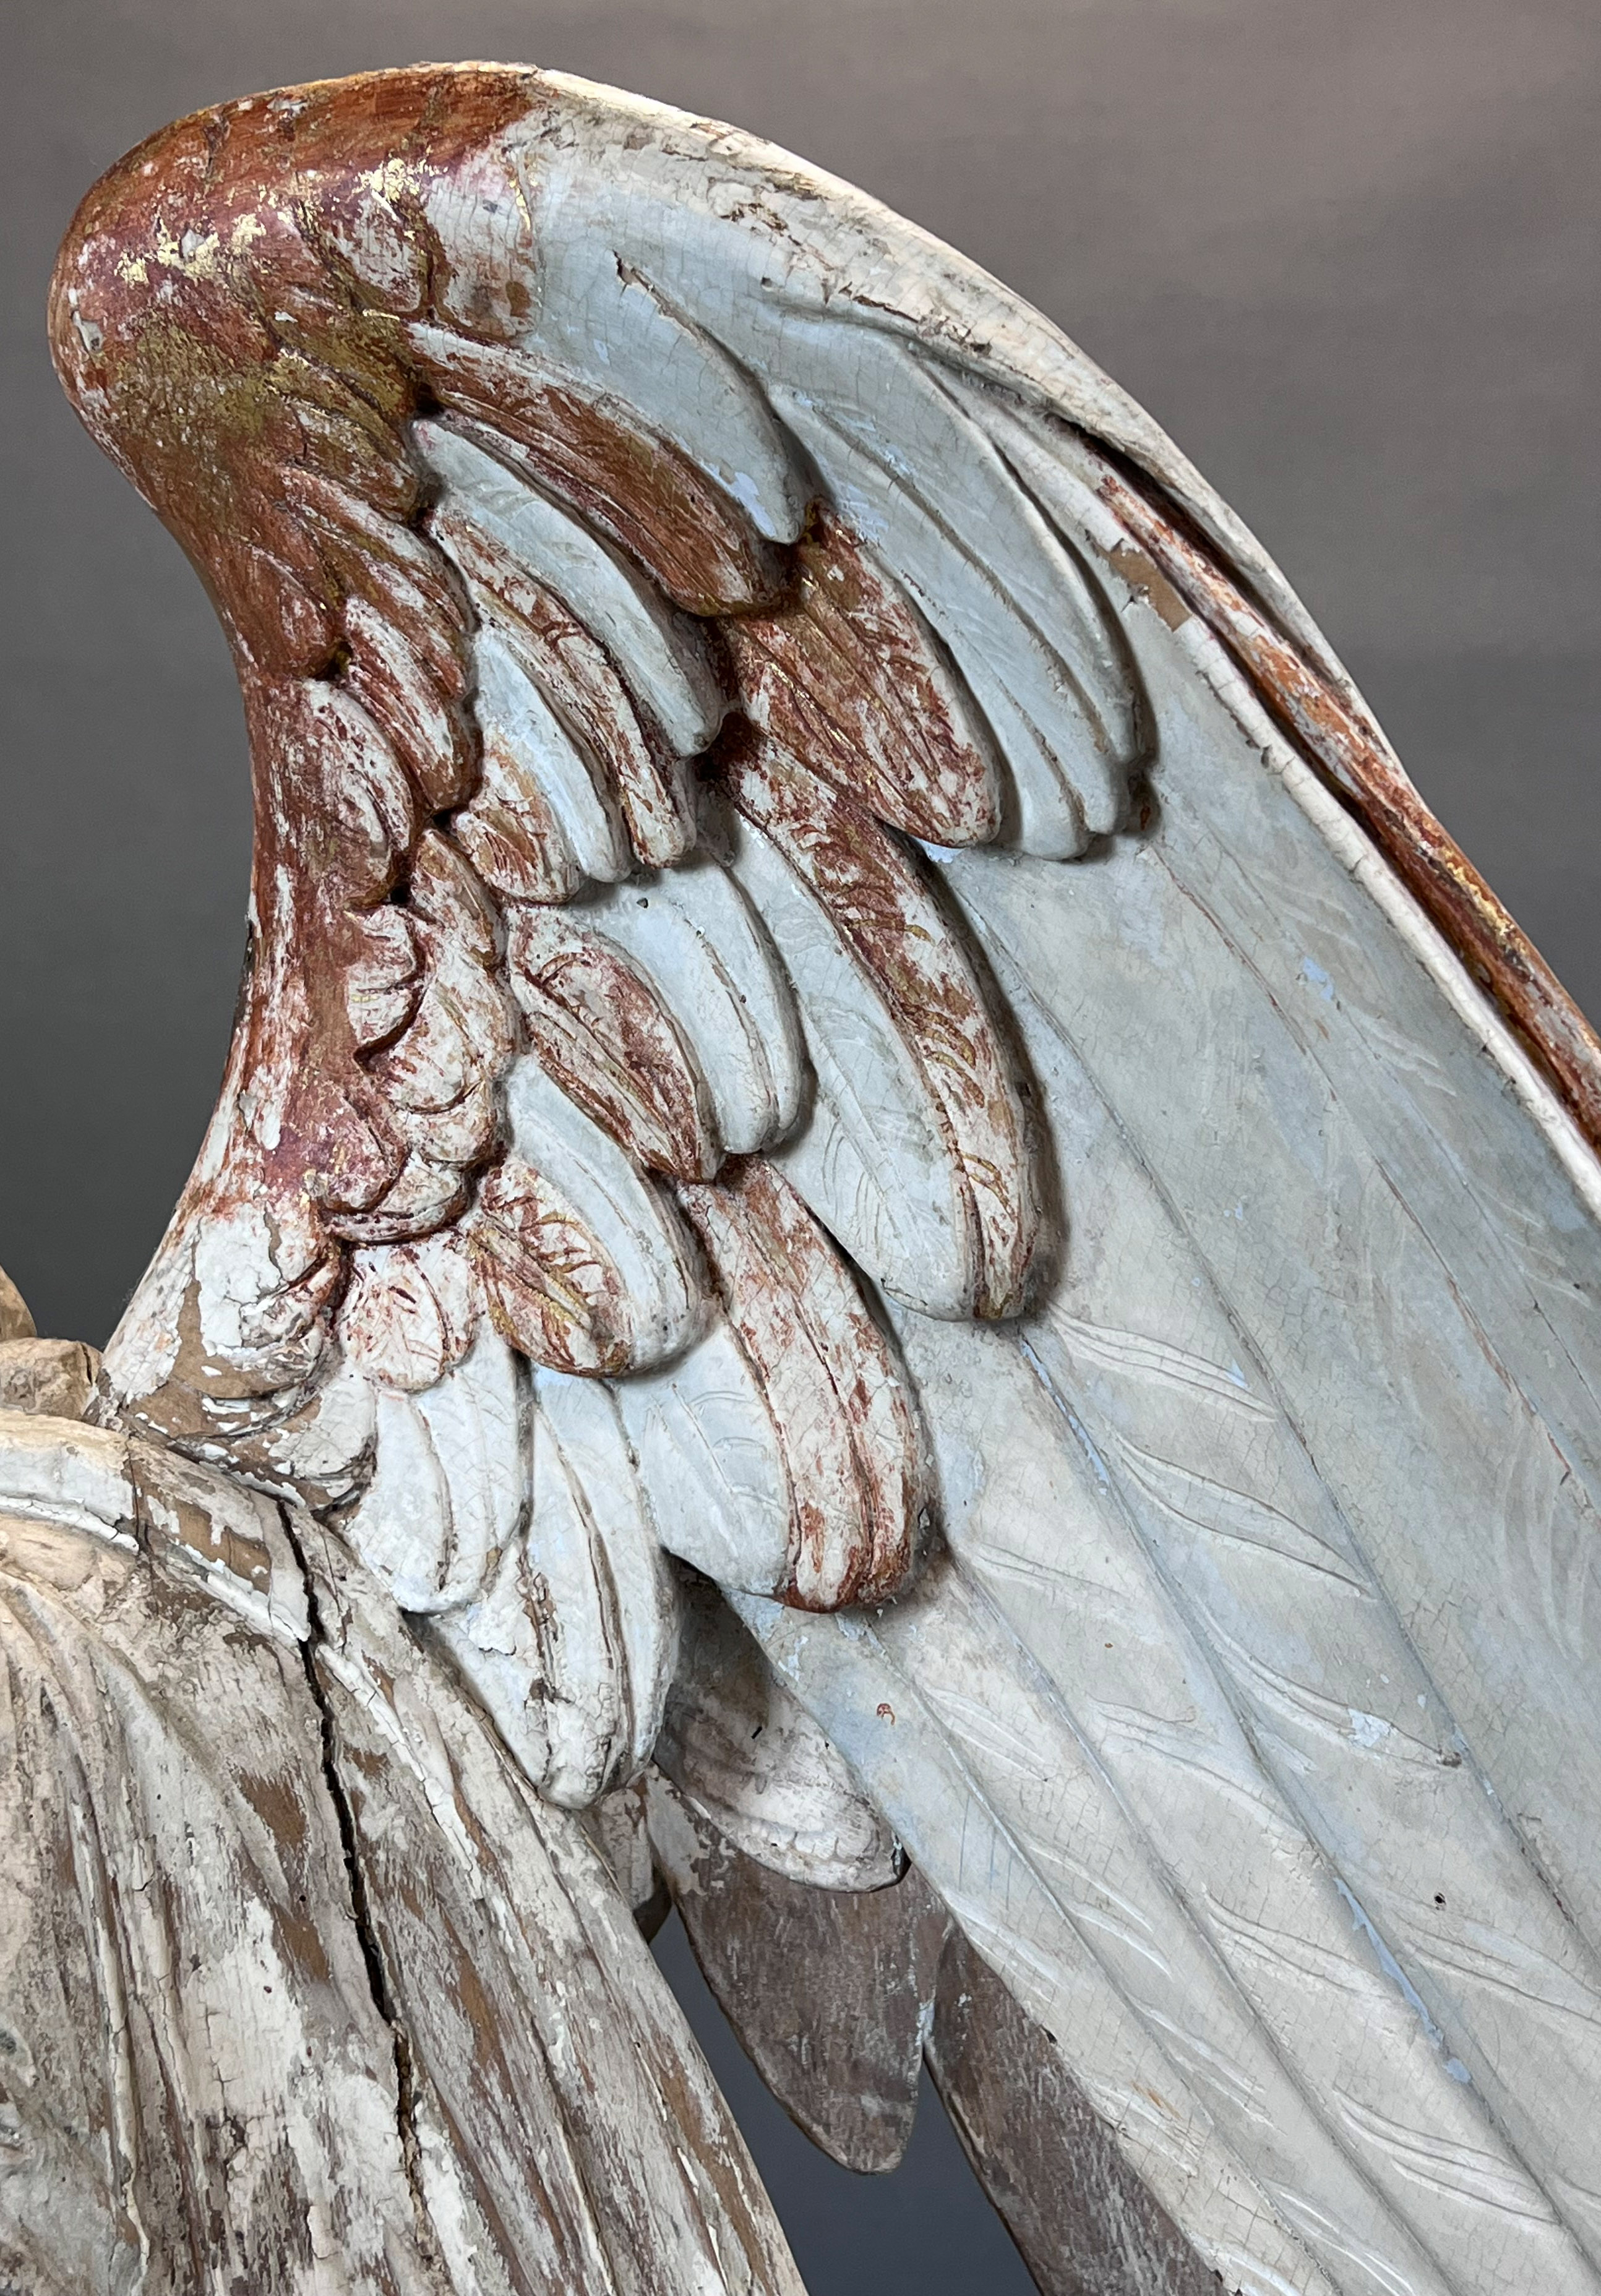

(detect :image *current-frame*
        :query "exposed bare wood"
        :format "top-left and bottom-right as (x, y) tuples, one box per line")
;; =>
(24, 58), (1601, 2295)
(0, 1338), (100, 1419)
(646, 1774), (952, 2174)
(0, 1419), (804, 2295)
(0, 1267), (33, 1343)
(927, 1930), (1223, 2296)
(585, 1777), (673, 1942)
(0, 1514), (425, 2294)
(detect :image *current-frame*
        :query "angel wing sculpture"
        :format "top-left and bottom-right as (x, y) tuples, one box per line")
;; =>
(7, 61), (1601, 2296)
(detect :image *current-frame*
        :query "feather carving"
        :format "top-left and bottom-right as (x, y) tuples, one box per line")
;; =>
(32, 59), (1601, 2296)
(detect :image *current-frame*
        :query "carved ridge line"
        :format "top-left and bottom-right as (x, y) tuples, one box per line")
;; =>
(1147, 837), (1601, 1806)
(1151, 834), (1601, 1567)
(985, 970), (1601, 2257)
(989, 938), (1591, 1981)
(1091, 453), (1601, 1160)
(818, 1577), (1430, 2287)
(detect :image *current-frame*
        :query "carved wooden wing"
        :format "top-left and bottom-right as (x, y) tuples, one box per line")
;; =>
(0, 1389), (804, 2296)
(33, 62), (1601, 2296)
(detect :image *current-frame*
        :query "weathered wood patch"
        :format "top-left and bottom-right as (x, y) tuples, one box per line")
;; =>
(927, 1930), (1224, 2296)
(646, 1774), (951, 2174)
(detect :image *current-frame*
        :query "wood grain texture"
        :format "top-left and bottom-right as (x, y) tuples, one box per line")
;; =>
(927, 1932), (1223, 2296)
(0, 1523), (423, 2295)
(584, 1777), (673, 1942)
(0, 1267), (33, 1343)
(35, 59), (1601, 2295)
(645, 1775), (951, 2175)
(0, 1337), (101, 1418)
(0, 1419), (804, 2296)
(307, 1533), (796, 2295)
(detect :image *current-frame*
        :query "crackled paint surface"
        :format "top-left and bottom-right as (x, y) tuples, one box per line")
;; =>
(9, 59), (1601, 2296)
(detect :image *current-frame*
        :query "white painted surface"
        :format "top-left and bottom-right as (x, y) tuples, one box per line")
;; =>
(28, 63), (1601, 2294)
(418, 416), (726, 755)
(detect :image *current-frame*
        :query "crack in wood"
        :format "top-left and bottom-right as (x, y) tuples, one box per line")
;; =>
(275, 1503), (440, 2267)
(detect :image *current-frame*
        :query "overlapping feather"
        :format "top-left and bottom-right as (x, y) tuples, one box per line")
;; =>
(59, 65), (1601, 2296)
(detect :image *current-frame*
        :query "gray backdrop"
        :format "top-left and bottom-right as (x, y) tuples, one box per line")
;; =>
(3, 4), (1597, 2289)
